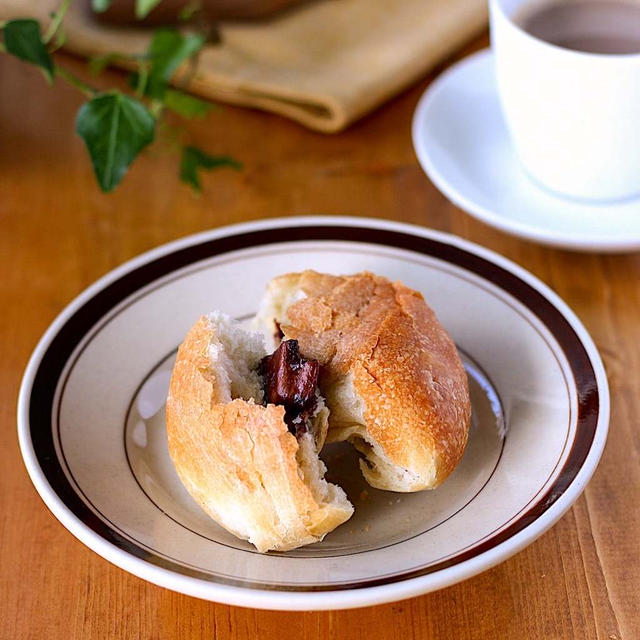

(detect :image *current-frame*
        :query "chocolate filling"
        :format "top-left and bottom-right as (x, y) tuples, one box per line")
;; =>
(259, 340), (320, 437)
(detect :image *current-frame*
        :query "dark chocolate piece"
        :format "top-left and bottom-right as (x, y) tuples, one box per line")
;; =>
(259, 340), (319, 436)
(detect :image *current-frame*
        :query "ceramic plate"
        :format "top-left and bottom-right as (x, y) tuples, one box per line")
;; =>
(18, 217), (609, 610)
(412, 49), (640, 252)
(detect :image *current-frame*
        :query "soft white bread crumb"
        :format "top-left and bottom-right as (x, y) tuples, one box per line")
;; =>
(205, 311), (265, 403)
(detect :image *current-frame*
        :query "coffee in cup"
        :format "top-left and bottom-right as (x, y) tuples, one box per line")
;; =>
(515, 0), (640, 55)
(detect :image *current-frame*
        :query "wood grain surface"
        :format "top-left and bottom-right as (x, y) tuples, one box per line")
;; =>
(1, 35), (638, 640)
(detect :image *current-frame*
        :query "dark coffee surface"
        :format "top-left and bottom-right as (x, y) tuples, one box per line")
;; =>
(515, 0), (640, 54)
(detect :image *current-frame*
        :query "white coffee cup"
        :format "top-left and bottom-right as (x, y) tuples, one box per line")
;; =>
(490, 0), (640, 201)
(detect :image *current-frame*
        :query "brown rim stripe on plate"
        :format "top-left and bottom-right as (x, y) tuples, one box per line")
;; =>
(28, 225), (599, 591)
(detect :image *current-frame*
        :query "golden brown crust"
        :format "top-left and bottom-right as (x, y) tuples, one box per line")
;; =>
(165, 317), (353, 552)
(274, 271), (471, 490)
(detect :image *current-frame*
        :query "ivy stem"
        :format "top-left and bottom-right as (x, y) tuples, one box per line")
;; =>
(135, 61), (150, 98)
(56, 66), (97, 98)
(149, 99), (164, 119)
(44, 0), (71, 44)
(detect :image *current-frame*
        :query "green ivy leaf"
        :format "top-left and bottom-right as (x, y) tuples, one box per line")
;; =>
(76, 92), (155, 192)
(146, 29), (205, 98)
(2, 19), (54, 82)
(180, 146), (241, 192)
(164, 89), (216, 118)
(92, 0), (112, 12)
(136, 0), (162, 19)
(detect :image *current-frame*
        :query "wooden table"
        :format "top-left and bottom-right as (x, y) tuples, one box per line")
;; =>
(1, 35), (638, 639)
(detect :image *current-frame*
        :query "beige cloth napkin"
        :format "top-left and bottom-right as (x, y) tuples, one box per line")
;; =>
(1, 0), (486, 132)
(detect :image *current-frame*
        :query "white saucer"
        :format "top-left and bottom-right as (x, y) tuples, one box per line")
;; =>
(412, 49), (640, 253)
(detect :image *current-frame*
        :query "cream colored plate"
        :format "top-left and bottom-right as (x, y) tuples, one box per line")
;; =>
(18, 217), (609, 610)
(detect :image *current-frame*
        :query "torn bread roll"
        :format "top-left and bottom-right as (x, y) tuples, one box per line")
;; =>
(165, 312), (354, 553)
(255, 271), (471, 492)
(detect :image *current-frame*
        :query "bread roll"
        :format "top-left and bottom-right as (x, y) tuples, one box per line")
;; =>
(255, 271), (471, 492)
(166, 271), (470, 552)
(165, 312), (354, 552)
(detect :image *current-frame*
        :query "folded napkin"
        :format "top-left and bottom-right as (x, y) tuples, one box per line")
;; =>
(0, 0), (487, 132)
